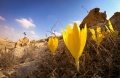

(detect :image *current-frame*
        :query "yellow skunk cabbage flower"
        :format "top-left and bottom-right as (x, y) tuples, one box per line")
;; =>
(89, 26), (105, 46)
(48, 37), (58, 55)
(62, 23), (87, 71)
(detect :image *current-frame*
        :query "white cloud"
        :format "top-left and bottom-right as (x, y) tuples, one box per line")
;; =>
(0, 25), (40, 41)
(69, 20), (82, 27)
(0, 25), (23, 41)
(24, 30), (40, 40)
(69, 24), (74, 27)
(52, 31), (61, 36)
(0, 24), (41, 42)
(73, 21), (82, 25)
(16, 18), (35, 29)
(30, 31), (36, 35)
(0, 16), (5, 21)
(31, 35), (39, 39)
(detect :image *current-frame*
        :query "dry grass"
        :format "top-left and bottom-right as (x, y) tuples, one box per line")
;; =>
(0, 46), (39, 71)
(0, 35), (120, 78)
(31, 36), (120, 78)
(0, 48), (15, 70)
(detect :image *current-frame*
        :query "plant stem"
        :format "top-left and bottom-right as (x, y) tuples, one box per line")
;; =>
(96, 43), (99, 54)
(75, 59), (79, 72)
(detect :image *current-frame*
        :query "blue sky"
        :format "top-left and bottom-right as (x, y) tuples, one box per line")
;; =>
(0, 0), (120, 41)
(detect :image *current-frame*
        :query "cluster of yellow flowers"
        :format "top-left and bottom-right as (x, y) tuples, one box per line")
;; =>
(47, 20), (118, 72)
(89, 20), (119, 54)
(89, 26), (105, 47)
(89, 26), (105, 54)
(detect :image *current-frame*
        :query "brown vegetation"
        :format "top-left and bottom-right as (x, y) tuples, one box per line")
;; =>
(0, 8), (120, 78)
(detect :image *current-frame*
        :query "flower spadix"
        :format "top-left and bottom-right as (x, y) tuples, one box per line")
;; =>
(48, 37), (58, 55)
(89, 26), (105, 46)
(62, 22), (87, 71)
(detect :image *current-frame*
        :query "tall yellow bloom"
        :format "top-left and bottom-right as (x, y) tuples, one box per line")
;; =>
(48, 37), (58, 55)
(62, 22), (87, 71)
(105, 20), (119, 41)
(108, 20), (114, 32)
(89, 26), (105, 46)
(105, 20), (114, 33)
